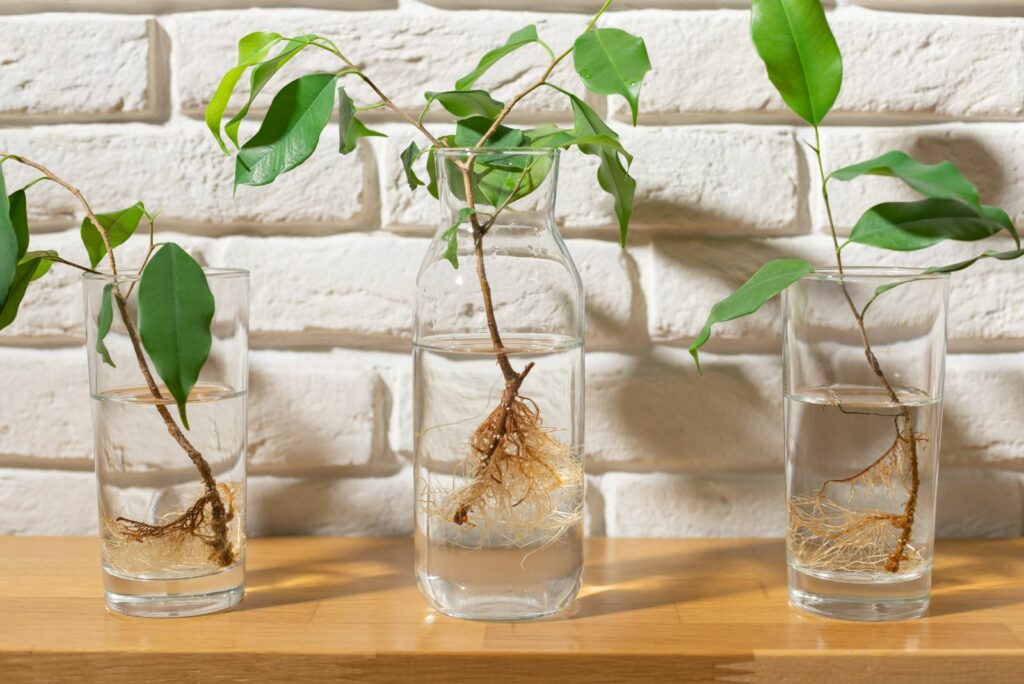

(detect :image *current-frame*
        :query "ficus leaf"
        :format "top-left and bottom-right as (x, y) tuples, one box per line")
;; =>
(831, 151), (981, 209)
(338, 86), (386, 155)
(0, 168), (17, 306)
(981, 205), (1020, 248)
(207, 32), (284, 154)
(80, 202), (146, 269)
(424, 90), (505, 120)
(525, 125), (632, 163)
(750, 0), (843, 125)
(0, 256), (41, 331)
(96, 282), (116, 368)
(20, 250), (58, 281)
(224, 35), (319, 149)
(440, 208), (475, 269)
(572, 28), (651, 125)
(925, 248), (1024, 275)
(565, 93), (635, 245)
(848, 199), (1007, 252)
(456, 25), (541, 91)
(236, 73), (337, 187)
(453, 117), (524, 148)
(138, 243), (215, 429)
(689, 259), (815, 372)
(9, 189), (28, 260)
(400, 142), (425, 190)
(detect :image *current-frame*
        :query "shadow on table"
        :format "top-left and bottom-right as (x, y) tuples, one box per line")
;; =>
(573, 538), (784, 620)
(240, 537), (414, 611)
(926, 539), (1024, 618)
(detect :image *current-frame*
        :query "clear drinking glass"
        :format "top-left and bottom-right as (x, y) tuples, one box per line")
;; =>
(413, 148), (585, 621)
(83, 269), (249, 617)
(783, 267), (949, 621)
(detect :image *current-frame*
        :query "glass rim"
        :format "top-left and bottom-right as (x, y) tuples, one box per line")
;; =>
(82, 267), (249, 283)
(804, 266), (950, 281)
(435, 146), (560, 158)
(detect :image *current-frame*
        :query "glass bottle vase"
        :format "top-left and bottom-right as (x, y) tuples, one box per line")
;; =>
(83, 268), (249, 617)
(413, 147), (584, 621)
(783, 268), (949, 621)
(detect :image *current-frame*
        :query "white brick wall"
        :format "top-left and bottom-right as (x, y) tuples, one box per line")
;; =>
(1, 0), (1022, 539)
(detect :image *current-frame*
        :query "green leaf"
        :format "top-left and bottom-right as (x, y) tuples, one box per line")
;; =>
(138, 243), (215, 429)
(453, 117), (525, 148)
(424, 90), (505, 120)
(96, 282), (116, 368)
(926, 248), (1024, 274)
(689, 259), (815, 372)
(236, 73), (338, 187)
(848, 199), (1007, 252)
(80, 202), (146, 269)
(750, 0), (843, 125)
(9, 190), (28, 260)
(567, 94), (635, 245)
(206, 32), (284, 154)
(0, 168), (17, 306)
(440, 208), (475, 269)
(572, 28), (651, 125)
(981, 205), (1020, 248)
(525, 125), (632, 163)
(426, 135), (455, 200)
(224, 35), (318, 149)
(400, 142), (425, 190)
(20, 250), (57, 280)
(831, 151), (981, 209)
(456, 25), (541, 91)
(338, 86), (386, 155)
(0, 256), (41, 331)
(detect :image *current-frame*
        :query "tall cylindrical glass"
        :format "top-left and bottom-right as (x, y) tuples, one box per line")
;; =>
(83, 268), (249, 618)
(414, 148), (585, 621)
(783, 267), (949, 621)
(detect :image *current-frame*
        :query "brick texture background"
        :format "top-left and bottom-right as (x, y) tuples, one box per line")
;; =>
(1, 0), (1023, 538)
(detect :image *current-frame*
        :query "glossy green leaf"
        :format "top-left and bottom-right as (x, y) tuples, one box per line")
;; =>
(338, 86), (386, 155)
(456, 25), (541, 91)
(80, 202), (146, 269)
(96, 282), (116, 368)
(207, 32), (284, 154)
(453, 117), (525, 149)
(690, 259), (815, 371)
(236, 73), (337, 187)
(400, 142), (425, 190)
(572, 28), (651, 125)
(831, 151), (980, 208)
(0, 256), (41, 331)
(424, 90), (505, 120)
(440, 208), (475, 270)
(525, 125), (632, 162)
(567, 94), (635, 245)
(224, 35), (318, 149)
(0, 168), (17, 307)
(848, 199), (1007, 252)
(9, 190), (28, 260)
(981, 205), (1020, 248)
(751, 0), (843, 125)
(138, 243), (215, 429)
(20, 250), (58, 281)
(926, 248), (1024, 274)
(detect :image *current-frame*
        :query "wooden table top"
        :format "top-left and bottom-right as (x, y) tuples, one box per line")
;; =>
(2, 536), (1023, 682)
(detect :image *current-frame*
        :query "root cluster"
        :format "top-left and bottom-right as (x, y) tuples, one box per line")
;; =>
(433, 368), (582, 547)
(789, 412), (927, 575)
(110, 482), (241, 569)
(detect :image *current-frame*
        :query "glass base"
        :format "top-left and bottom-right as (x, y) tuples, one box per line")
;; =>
(788, 564), (930, 622)
(416, 571), (581, 622)
(103, 564), (244, 618)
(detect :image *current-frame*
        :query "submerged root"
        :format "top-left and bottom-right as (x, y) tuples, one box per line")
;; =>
(434, 365), (583, 547)
(112, 482), (239, 567)
(789, 410), (927, 575)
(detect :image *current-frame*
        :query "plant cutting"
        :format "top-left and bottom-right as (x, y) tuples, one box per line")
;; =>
(207, 0), (649, 619)
(0, 155), (248, 617)
(691, 0), (1022, 621)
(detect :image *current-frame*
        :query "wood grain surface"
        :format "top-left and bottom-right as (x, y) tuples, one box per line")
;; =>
(2, 536), (1022, 682)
